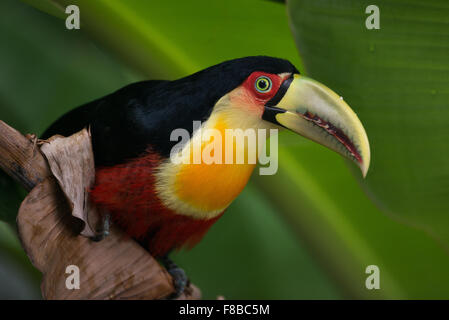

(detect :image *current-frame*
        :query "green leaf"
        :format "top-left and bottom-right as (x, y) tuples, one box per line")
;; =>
(21, 0), (65, 19)
(13, 0), (449, 299)
(287, 0), (449, 246)
(285, 0), (449, 298)
(255, 140), (449, 298)
(0, 173), (23, 225)
(38, 0), (302, 78)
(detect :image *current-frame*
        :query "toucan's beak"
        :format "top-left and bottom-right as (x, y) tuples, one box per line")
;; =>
(263, 74), (370, 177)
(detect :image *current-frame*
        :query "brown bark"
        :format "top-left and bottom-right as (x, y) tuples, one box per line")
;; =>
(0, 121), (50, 191)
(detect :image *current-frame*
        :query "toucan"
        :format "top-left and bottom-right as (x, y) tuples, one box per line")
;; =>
(42, 56), (370, 296)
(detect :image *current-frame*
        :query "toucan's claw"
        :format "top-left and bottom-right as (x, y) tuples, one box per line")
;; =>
(90, 213), (111, 242)
(160, 255), (189, 299)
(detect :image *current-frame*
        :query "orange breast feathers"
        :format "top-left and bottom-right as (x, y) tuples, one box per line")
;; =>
(154, 113), (262, 220)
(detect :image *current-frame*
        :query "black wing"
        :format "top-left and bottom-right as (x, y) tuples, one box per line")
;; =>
(42, 77), (217, 167)
(42, 80), (170, 166)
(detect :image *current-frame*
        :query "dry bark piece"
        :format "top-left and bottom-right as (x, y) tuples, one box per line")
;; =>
(40, 130), (100, 237)
(0, 120), (50, 191)
(17, 178), (200, 299)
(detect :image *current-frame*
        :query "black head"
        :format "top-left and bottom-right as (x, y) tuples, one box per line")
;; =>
(177, 56), (300, 99)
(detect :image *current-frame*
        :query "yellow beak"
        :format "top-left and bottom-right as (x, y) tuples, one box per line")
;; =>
(264, 74), (370, 177)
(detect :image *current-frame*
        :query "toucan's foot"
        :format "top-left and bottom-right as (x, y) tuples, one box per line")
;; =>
(90, 214), (110, 242)
(160, 255), (189, 299)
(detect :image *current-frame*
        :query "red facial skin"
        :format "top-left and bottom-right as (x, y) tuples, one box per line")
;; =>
(242, 71), (283, 101)
(229, 71), (289, 119)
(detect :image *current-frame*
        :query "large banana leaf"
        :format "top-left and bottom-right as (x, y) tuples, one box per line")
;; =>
(8, 0), (449, 298)
(287, 0), (449, 247)
(32, 0), (302, 78)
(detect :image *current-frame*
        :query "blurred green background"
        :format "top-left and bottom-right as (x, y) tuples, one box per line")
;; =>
(0, 0), (448, 299)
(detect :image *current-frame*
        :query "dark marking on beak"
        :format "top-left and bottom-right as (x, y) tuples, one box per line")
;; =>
(265, 74), (294, 108)
(262, 74), (295, 125)
(262, 105), (286, 125)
